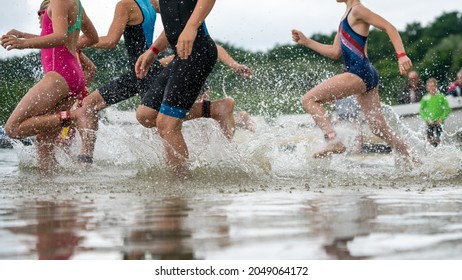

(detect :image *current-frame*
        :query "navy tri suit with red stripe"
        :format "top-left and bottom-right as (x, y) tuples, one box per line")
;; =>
(339, 8), (379, 92)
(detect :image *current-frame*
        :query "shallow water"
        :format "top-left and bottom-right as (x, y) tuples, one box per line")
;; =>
(1, 111), (462, 260)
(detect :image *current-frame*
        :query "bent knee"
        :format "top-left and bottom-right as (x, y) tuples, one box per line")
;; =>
(136, 106), (158, 128)
(301, 94), (317, 108)
(212, 97), (235, 115)
(224, 97), (235, 110)
(4, 126), (18, 139)
(3, 121), (22, 139)
(223, 96), (235, 106)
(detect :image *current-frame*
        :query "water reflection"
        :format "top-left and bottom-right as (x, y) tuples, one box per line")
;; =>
(122, 198), (195, 260)
(1, 201), (89, 260)
(309, 197), (379, 260)
(34, 202), (85, 260)
(0, 190), (462, 259)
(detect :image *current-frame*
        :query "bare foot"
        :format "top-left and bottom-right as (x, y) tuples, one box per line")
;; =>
(212, 97), (235, 139)
(168, 163), (192, 181)
(313, 142), (346, 158)
(235, 111), (256, 132)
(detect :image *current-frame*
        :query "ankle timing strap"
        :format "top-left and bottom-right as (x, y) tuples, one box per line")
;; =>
(59, 110), (71, 127)
(203, 100), (211, 118)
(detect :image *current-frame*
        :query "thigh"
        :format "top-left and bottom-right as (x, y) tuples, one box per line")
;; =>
(98, 72), (140, 106)
(163, 38), (217, 111)
(7, 72), (69, 125)
(355, 87), (383, 118)
(100, 62), (163, 106)
(164, 58), (201, 110)
(157, 112), (183, 131)
(140, 63), (172, 111)
(307, 73), (366, 103)
(55, 94), (78, 113)
(140, 61), (163, 94)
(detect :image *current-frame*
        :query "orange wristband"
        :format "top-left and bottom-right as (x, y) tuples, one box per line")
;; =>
(396, 52), (407, 59)
(149, 45), (160, 55)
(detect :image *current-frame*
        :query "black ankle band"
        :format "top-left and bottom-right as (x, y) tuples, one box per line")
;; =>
(203, 100), (211, 118)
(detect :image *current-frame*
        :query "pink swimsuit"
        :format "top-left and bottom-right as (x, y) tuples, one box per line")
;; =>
(40, 10), (85, 97)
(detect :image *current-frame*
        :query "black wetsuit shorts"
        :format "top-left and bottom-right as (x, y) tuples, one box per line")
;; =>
(99, 61), (163, 106)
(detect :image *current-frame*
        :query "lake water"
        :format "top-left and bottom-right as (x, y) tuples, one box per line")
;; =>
(1, 109), (462, 260)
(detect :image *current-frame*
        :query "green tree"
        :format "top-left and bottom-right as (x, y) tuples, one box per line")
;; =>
(418, 35), (462, 88)
(1, 11), (462, 125)
(0, 53), (41, 124)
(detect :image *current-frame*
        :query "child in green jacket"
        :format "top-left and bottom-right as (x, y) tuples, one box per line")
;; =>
(419, 78), (451, 147)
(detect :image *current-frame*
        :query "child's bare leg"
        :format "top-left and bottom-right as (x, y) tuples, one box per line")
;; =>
(301, 73), (365, 158)
(356, 88), (411, 158)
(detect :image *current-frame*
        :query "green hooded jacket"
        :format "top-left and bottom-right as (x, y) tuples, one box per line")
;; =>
(419, 93), (451, 123)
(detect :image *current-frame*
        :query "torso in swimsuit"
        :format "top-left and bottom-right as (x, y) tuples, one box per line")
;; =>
(40, 0), (85, 97)
(339, 8), (379, 92)
(124, 0), (157, 67)
(158, 0), (209, 48)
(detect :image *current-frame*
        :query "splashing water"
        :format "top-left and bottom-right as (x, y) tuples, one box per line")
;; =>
(2, 106), (462, 260)
(8, 105), (462, 189)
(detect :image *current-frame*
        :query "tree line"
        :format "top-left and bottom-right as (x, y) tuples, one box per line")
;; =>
(1, 11), (461, 124)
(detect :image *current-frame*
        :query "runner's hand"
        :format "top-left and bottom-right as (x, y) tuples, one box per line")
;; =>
(398, 55), (413, 75)
(176, 25), (197, 60)
(1, 34), (26, 50)
(135, 49), (157, 79)
(291, 29), (309, 46)
(6, 29), (24, 38)
(233, 64), (253, 79)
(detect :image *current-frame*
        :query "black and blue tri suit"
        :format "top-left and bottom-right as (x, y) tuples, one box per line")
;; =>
(141, 0), (218, 118)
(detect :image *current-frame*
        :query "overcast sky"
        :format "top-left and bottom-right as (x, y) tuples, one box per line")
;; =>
(0, 0), (460, 58)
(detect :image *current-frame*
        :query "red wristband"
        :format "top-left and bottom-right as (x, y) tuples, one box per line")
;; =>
(149, 45), (160, 55)
(396, 52), (407, 59)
